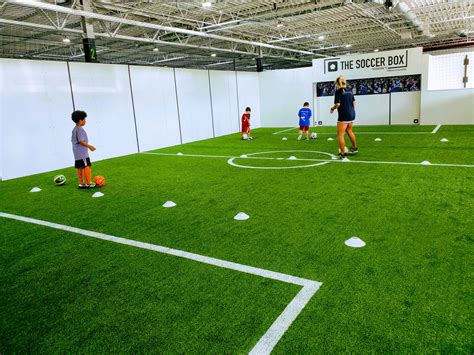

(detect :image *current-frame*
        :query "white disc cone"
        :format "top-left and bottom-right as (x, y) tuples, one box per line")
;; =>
(327, 137), (334, 141)
(421, 160), (431, 165)
(282, 137), (288, 141)
(92, 192), (104, 198)
(440, 138), (448, 142)
(287, 156), (297, 160)
(345, 237), (365, 248)
(177, 152), (184, 156)
(342, 157), (350, 162)
(240, 154), (248, 158)
(30, 187), (42, 193)
(374, 138), (382, 142)
(163, 201), (176, 208)
(234, 212), (249, 221)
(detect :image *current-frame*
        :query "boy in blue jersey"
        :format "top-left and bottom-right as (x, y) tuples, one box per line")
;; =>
(298, 102), (312, 141)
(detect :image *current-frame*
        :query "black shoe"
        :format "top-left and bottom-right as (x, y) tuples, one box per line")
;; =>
(348, 147), (358, 155)
(338, 153), (347, 160)
(78, 184), (87, 189)
(86, 183), (97, 189)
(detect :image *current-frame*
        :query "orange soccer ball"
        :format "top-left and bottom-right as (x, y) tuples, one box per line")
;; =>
(93, 176), (106, 187)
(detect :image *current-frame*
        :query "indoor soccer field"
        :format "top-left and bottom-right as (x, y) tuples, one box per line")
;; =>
(1, 125), (473, 353)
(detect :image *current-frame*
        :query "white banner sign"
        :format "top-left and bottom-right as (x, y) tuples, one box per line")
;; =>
(313, 47), (423, 82)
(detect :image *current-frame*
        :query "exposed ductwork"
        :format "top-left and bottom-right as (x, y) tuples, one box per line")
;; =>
(397, 0), (425, 33)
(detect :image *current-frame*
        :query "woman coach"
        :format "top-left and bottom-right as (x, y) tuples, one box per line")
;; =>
(330, 75), (358, 159)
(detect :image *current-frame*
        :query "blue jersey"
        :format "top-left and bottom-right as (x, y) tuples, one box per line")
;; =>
(298, 107), (312, 126)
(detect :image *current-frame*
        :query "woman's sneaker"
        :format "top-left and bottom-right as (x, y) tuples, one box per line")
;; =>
(348, 147), (358, 155)
(338, 153), (347, 160)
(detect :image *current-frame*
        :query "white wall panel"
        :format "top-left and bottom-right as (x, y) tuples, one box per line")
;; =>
(315, 96), (338, 126)
(0, 59), (74, 180)
(209, 70), (239, 136)
(316, 94), (389, 126)
(391, 92), (420, 125)
(354, 95), (390, 125)
(129, 66), (181, 151)
(260, 67), (313, 127)
(174, 68), (214, 143)
(420, 89), (474, 125)
(237, 72), (261, 129)
(421, 54), (474, 125)
(69, 62), (138, 161)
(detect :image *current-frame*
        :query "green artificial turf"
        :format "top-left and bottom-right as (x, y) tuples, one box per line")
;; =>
(1, 125), (473, 352)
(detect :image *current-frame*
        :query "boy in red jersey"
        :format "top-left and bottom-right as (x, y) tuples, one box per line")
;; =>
(241, 107), (253, 140)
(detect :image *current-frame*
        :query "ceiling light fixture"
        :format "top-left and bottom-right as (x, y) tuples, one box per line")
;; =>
(62, 37), (70, 43)
(202, 1), (212, 8)
(374, 49), (379, 52)
(318, 35), (325, 41)
(345, 44), (352, 48)
(211, 53), (217, 57)
(153, 47), (159, 52)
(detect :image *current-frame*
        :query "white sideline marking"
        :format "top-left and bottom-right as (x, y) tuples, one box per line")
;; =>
(432, 124), (442, 134)
(0, 212), (321, 355)
(144, 151), (474, 168)
(272, 127), (298, 135)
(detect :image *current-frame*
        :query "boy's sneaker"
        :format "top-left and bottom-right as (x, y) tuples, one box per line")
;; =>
(297, 135), (302, 141)
(78, 184), (87, 189)
(86, 183), (97, 189)
(248, 137), (254, 141)
(348, 147), (359, 155)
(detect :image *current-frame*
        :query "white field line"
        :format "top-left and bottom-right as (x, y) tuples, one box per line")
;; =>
(143, 151), (474, 168)
(0, 212), (321, 355)
(432, 124), (442, 134)
(249, 282), (320, 355)
(273, 130), (433, 135)
(315, 131), (432, 135)
(142, 152), (236, 159)
(272, 127), (299, 135)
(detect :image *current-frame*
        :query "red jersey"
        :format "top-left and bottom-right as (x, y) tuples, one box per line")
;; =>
(241, 113), (250, 133)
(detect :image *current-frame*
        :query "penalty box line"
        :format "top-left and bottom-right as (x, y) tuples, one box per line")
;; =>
(142, 152), (474, 168)
(272, 128), (436, 135)
(0, 212), (321, 355)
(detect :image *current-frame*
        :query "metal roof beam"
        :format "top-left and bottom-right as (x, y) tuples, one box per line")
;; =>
(7, 0), (314, 56)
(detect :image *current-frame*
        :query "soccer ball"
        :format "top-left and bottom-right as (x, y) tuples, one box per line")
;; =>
(338, 147), (349, 154)
(242, 133), (248, 140)
(53, 174), (66, 186)
(310, 132), (317, 139)
(93, 176), (106, 187)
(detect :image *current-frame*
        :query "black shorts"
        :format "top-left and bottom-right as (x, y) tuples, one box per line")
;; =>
(75, 157), (92, 168)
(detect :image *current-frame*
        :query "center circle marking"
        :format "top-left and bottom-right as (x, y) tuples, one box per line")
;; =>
(227, 150), (336, 170)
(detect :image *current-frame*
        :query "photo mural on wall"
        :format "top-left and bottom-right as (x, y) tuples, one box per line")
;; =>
(316, 74), (421, 97)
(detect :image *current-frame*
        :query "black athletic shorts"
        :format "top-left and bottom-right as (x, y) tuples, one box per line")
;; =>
(75, 157), (92, 168)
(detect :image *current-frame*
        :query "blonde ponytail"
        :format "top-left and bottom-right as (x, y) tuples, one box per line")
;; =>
(335, 75), (347, 90)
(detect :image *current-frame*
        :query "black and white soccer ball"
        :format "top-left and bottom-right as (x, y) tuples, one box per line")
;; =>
(53, 174), (66, 186)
